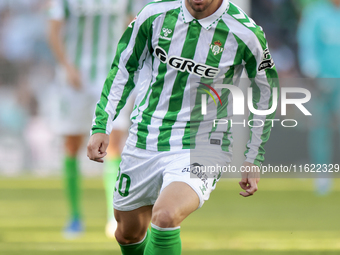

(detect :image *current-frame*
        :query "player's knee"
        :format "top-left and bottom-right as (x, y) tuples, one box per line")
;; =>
(151, 208), (178, 228)
(115, 226), (145, 245)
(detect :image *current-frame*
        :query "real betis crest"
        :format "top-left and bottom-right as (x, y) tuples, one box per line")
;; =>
(210, 40), (224, 56)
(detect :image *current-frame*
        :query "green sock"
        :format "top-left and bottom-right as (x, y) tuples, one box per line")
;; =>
(104, 157), (120, 220)
(144, 224), (181, 255)
(63, 156), (81, 220)
(119, 229), (150, 255)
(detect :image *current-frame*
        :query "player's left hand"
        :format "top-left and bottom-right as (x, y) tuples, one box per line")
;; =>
(239, 162), (260, 197)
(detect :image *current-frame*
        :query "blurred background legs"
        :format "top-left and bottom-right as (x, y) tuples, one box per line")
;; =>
(63, 135), (84, 238)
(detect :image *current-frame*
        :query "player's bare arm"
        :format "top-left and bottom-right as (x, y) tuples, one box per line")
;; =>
(87, 133), (110, 163)
(239, 162), (260, 197)
(48, 19), (82, 90)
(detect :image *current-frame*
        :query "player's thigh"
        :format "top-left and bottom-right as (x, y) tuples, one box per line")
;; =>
(159, 148), (230, 211)
(152, 182), (199, 228)
(115, 205), (152, 244)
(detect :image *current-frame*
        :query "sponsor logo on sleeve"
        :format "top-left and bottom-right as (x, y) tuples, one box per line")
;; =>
(258, 48), (275, 71)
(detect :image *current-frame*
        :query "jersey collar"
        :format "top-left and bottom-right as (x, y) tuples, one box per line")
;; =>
(181, 0), (230, 30)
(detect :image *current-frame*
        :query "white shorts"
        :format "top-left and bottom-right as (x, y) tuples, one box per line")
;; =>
(113, 144), (232, 211)
(50, 67), (133, 135)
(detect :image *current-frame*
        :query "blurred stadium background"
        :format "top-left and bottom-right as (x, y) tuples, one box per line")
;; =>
(1, 0), (340, 254)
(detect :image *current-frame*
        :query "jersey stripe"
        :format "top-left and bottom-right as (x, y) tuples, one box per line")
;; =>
(136, 8), (181, 149)
(93, 21), (135, 134)
(182, 18), (229, 149)
(220, 31), (242, 151)
(63, 0), (70, 19)
(157, 19), (202, 150)
(207, 20), (231, 148)
(90, 10), (101, 81)
(106, 15), (115, 70)
(93, 7), (164, 134)
(75, 15), (85, 68)
(226, 2), (279, 165)
(145, 9), (187, 151)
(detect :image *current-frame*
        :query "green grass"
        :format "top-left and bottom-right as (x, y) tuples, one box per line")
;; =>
(1, 178), (340, 254)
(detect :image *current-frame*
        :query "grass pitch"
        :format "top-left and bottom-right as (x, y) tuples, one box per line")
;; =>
(0, 178), (340, 254)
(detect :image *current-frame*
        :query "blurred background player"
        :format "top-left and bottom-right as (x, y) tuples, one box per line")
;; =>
(48, 0), (134, 238)
(298, 0), (340, 195)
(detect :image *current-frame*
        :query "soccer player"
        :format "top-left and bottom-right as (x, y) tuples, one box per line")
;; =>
(298, 0), (340, 195)
(48, 0), (133, 238)
(87, 0), (279, 253)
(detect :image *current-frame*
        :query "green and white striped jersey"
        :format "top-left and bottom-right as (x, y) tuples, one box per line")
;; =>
(49, 0), (132, 86)
(92, 0), (279, 166)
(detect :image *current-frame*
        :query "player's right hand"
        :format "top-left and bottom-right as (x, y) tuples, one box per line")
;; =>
(65, 64), (82, 90)
(87, 133), (110, 163)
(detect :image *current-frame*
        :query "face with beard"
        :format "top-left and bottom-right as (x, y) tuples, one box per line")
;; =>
(185, 0), (222, 19)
